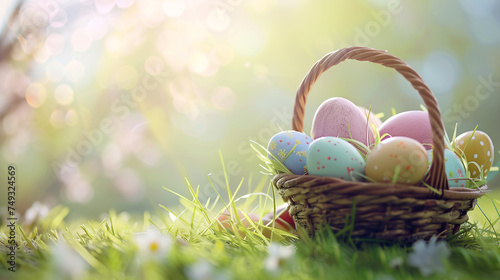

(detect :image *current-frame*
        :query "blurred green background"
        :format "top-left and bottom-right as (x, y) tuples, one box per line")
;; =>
(1, 0), (499, 219)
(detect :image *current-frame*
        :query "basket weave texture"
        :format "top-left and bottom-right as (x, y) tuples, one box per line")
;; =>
(273, 46), (487, 241)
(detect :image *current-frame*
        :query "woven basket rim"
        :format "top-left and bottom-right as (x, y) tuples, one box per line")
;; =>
(273, 173), (488, 200)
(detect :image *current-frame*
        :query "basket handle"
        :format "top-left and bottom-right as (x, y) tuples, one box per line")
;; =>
(292, 46), (449, 192)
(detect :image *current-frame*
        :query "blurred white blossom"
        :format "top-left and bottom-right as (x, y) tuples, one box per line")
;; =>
(389, 256), (404, 268)
(376, 275), (395, 280)
(134, 230), (173, 261)
(51, 239), (87, 280)
(264, 243), (295, 274)
(24, 201), (50, 225)
(185, 259), (229, 280)
(408, 236), (451, 276)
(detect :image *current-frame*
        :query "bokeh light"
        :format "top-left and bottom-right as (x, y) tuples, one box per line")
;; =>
(50, 109), (66, 128)
(86, 16), (108, 41)
(115, 0), (135, 9)
(105, 34), (123, 54)
(207, 9), (230, 32)
(64, 60), (85, 82)
(95, 0), (116, 15)
(45, 33), (65, 55)
(211, 86), (236, 110)
(65, 109), (79, 126)
(49, 8), (68, 28)
(228, 23), (266, 56)
(113, 168), (144, 201)
(71, 28), (92, 52)
(66, 178), (93, 203)
(101, 143), (123, 174)
(139, 0), (165, 28)
(54, 84), (74, 105)
(25, 83), (47, 108)
(33, 45), (50, 63)
(188, 51), (209, 74)
(162, 0), (186, 18)
(422, 52), (460, 97)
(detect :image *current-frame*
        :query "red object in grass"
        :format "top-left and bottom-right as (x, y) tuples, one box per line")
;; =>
(217, 210), (260, 237)
(263, 203), (295, 231)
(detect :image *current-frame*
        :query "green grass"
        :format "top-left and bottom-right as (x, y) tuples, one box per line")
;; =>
(1, 161), (500, 279)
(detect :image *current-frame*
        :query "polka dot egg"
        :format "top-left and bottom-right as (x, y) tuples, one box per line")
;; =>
(427, 149), (466, 188)
(454, 130), (494, 178)
(267, 130), (311, 175)
(306, 137), (365, 180)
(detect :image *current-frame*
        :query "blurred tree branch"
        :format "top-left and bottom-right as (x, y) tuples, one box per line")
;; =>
(0, 1), (23, 125)
(0, 0), (44, 124)
(0, 2), (20, 61)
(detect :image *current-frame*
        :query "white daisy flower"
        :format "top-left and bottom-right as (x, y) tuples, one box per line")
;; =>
(51, 239), (87, 280)
(264, 243), (295, 274)
(24, 201), (50, 225)
(134, 230), (173, 261)
(408, 236), (451, 276)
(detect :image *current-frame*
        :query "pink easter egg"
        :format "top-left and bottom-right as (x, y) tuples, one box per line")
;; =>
(358, 106), (383, 130)
(311, 97), (374, 148)
(378, 111), (433, 150)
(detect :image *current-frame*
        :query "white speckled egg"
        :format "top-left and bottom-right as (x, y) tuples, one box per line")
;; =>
(365, 137), (428, 184)
(306, 137), (365, 180)
(268, 131), (311, 174)
(427, 149), (467, 188)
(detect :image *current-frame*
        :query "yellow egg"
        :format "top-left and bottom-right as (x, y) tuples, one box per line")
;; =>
(454, 130), (494, 178)
(365, 136), (428, 184)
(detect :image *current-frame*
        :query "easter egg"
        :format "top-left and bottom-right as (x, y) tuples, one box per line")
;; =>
(217, 210), (261, 237)
(379, 111), (433, 150)
(358, 106), (383, 130)
(306, 137), (365, 180)
(454, 130), (494, 178)
(311, 97), (374, 148)
(267, 131), (311, 175)
(263, 203), (295, 232)
(427, 149), (466, 188)
(365, 136), (428, 184)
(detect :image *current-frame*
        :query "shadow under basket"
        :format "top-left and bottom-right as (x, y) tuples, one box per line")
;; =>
(272, 46), (488, 242)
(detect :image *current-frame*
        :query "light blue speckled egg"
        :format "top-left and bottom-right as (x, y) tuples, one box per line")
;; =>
(427, 149), (466, 188)
(306, 137), (365, 180)
(267, 130), (311, 175)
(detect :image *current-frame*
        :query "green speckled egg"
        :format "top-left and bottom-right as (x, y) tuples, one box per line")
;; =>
(427, 149), (466, 188)
(306, 137), (365, 180)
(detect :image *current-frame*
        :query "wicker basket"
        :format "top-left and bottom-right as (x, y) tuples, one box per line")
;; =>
(272, 46), (488, 242)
